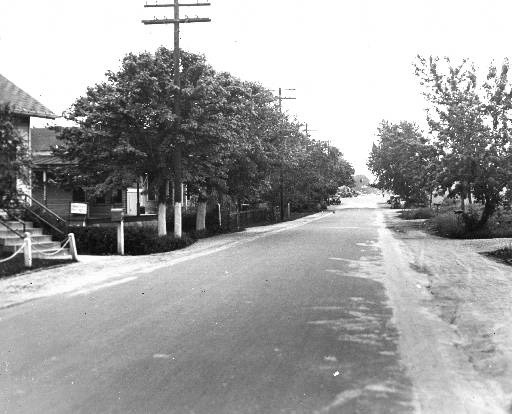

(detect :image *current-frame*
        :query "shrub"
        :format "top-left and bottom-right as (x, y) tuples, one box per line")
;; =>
(400, 207), (435, 220)
(429, 213), (467, 238)
(71, 226), (117, 255)
(124, 226), (195, 255)
(70, 225), (195, 255)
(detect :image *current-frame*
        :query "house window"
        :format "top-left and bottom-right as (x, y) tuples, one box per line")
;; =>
(112, 189), (122, 204)
(72, 187), (86, 202)
(94, 194), (106, 204)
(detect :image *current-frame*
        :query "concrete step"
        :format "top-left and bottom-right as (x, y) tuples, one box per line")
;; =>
(0, 228), (43, 238)
(0, 234), (53, 246)
(1, 221), (34, 230)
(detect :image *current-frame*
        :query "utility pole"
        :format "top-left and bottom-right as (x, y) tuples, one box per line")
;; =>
(142, 1), (210, 238)
(275, 88), (295, 221)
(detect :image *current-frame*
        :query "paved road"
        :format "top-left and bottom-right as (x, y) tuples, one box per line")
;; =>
(1, 201), (414, 413)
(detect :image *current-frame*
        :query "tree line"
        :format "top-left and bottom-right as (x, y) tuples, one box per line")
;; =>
(368, 56), (512, 229)
(53, 47), (354, 234)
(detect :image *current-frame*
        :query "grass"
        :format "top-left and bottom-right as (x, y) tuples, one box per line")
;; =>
(0, 254), (72, 279)
(483, 244), (512, 266)
(399, 207), (435, 220)
(426, 204), (512, 239)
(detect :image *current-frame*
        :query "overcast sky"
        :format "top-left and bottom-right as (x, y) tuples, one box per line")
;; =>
(2, 0), (511, 176)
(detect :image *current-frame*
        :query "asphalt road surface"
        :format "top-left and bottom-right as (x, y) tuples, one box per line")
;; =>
(1, 201), (415, 413)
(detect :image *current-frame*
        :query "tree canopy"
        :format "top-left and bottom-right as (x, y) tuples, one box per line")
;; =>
(56, 47), (355, 232)
(367, 120), (437, 204)
(0, 105), (30, 210)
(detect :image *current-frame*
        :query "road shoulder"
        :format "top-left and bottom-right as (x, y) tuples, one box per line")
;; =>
(380, 210), (512, 413)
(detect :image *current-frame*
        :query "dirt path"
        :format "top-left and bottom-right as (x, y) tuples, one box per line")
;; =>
(381, 210), (512, 413)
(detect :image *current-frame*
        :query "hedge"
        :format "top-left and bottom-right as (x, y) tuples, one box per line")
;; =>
(70, 226), (195, 255)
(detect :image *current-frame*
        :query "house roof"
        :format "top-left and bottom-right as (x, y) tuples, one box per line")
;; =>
(0, 74), (56, 119)
(31, 128), (60, 152)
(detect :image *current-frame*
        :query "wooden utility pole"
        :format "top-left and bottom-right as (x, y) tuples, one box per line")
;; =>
(276, 88), (295, 221)
(304, 123), (317, 137)
(142, 1), (210, 238)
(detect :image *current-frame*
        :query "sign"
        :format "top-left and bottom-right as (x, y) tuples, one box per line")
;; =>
(70, 202), (88, 215)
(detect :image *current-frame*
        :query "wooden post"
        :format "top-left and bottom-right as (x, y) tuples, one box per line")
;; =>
(117, 220), (125, 255)
(136, 180), (141, 216)
(42, 170), (48, 206)
(68, 233), (79, 261)
(23, 232), (32, 268)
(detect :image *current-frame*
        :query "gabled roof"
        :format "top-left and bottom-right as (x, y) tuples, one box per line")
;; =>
(31, 128), (60, 152)
(0, 74), (56, 119)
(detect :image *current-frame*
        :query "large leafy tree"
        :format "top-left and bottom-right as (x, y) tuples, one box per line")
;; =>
(368, 120), (438, 204)
(415, 56), (512, 227)
(56, 48), (235, 235)
(0, 105), (31, 210)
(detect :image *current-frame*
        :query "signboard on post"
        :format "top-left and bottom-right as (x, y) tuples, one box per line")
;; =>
(70, 203), (88, 215)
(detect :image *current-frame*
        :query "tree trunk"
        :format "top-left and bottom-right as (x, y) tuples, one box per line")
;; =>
(477, 200), (496, 229)
(157, 182), (167, 236)
(196, 201), (207, 231)
(158, 202), (166, 236)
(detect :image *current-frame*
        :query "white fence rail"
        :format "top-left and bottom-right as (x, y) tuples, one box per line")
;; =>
(0, 233), (79, 268)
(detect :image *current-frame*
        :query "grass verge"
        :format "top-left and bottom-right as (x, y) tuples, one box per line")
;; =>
(0, 255), (72, 279)
(482, 245), (512, 266)
(399, 207), (435, 220)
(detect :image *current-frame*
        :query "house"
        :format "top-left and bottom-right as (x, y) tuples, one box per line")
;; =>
(0, 73), (56, 198)
(30, 127), (159, 223)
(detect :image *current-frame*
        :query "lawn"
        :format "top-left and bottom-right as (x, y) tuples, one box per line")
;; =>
(0, 254), (72, 279)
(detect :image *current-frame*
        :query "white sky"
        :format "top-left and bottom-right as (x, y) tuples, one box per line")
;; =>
(1, 0), (511, 176)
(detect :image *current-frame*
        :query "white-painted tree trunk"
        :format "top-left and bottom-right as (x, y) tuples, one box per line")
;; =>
(158, 202), (167, 236)
(196, 201), (207, 231)
(174, 202), (182, 238)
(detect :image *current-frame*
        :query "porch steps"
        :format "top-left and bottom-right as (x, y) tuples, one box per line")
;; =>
(0, 220), (71, 259)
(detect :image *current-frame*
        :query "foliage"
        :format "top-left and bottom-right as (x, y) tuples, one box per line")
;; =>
(0, 105), (31, 209)
(399, 207), (435, 220)
(428, 208), (512, 239)
(415, 56), (512, 228)
(428, 212), (467, 238)
(484, 244), (512, 265)
(71, 225), (195, 255)
(55, 47), (355, 233)
(124, 227), (194, 255)
(367, 121), (438, 204)
(55, 48), (237, 233)
(71, 226), (117, 254)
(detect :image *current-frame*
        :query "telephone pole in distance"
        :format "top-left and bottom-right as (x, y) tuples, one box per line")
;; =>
(275, 87), (296, 221)
(142, 0), (211, 238)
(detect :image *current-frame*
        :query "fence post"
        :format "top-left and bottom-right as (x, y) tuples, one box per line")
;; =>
(23, 232), (32, 268)
(68, 233), (79, 262)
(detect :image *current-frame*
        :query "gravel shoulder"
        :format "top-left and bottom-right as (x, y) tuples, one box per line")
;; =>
(383, 210), (512, 412)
